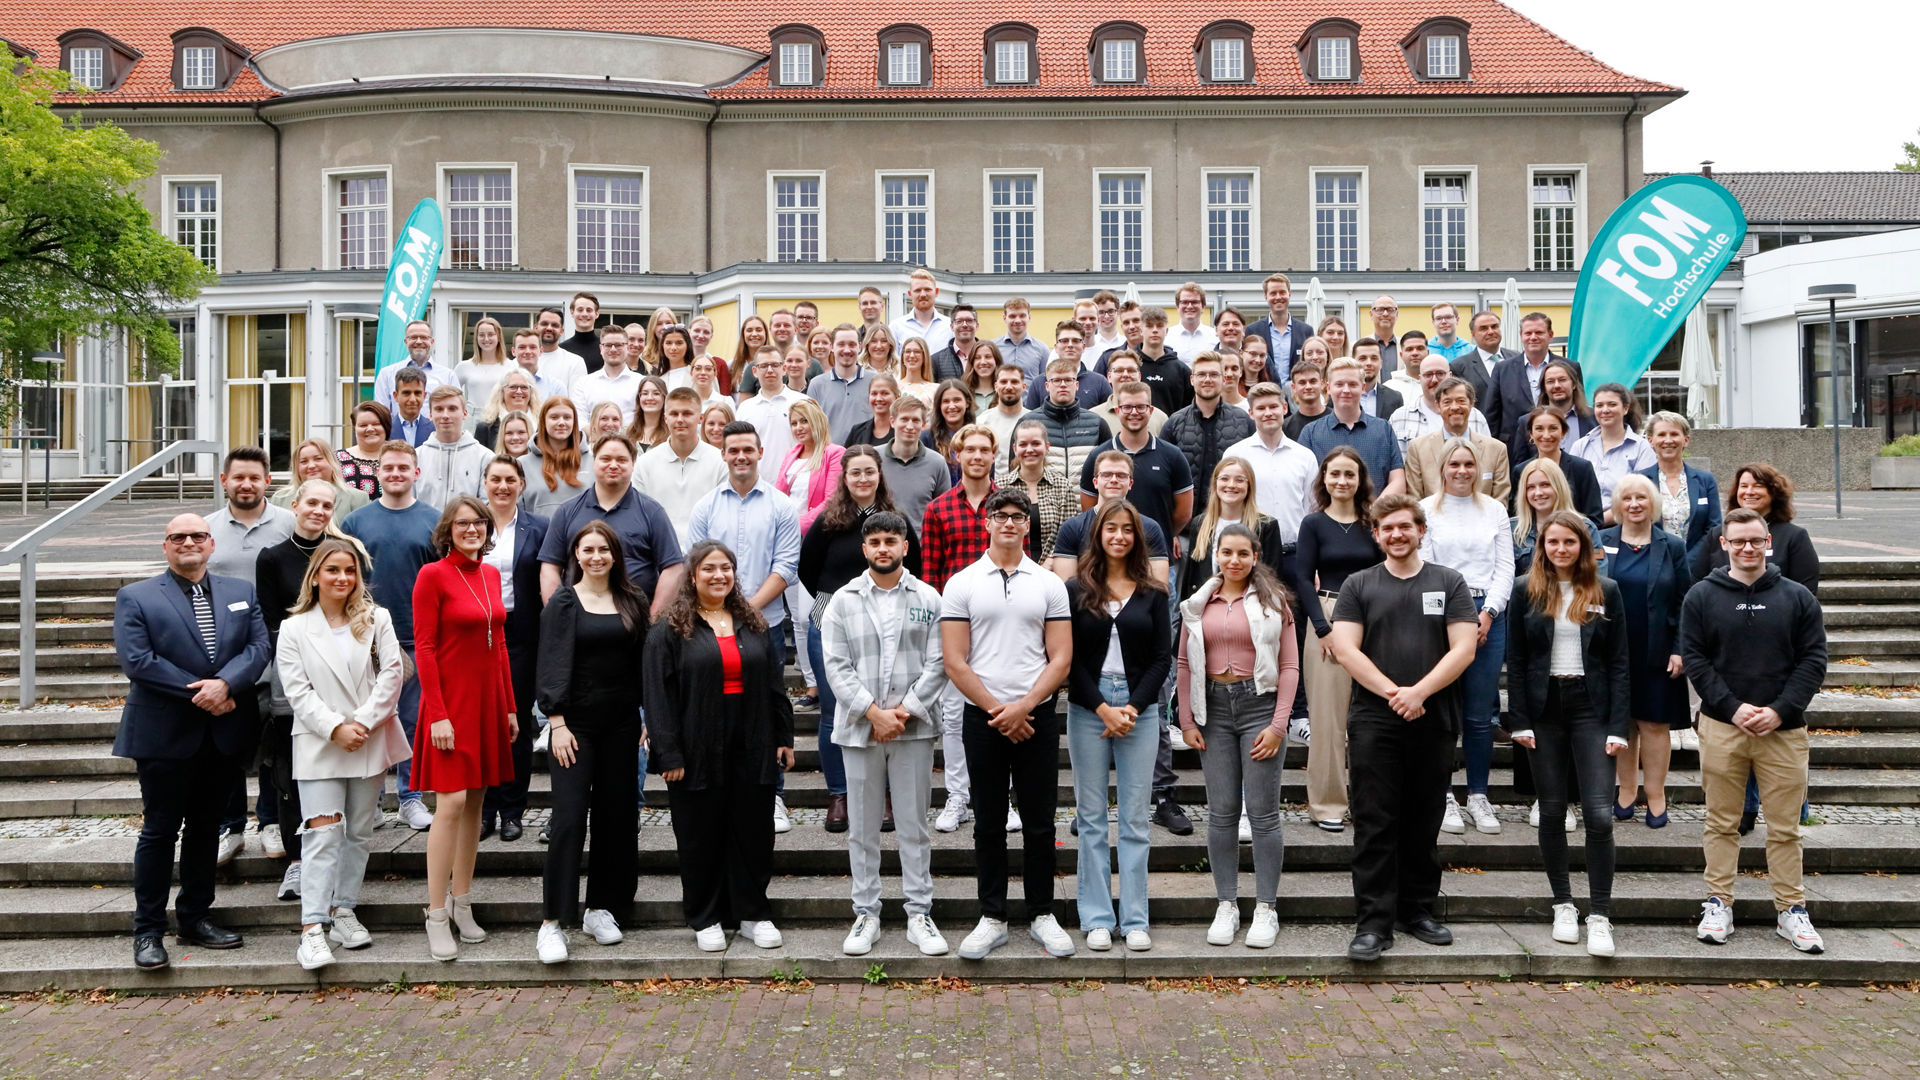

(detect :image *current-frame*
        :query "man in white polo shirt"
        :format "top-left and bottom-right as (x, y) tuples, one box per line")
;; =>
(735, 346), (804, 469)
(633, 388), (726, 549)
(889, 269), (953, 355)
(569, 326), (642, 427)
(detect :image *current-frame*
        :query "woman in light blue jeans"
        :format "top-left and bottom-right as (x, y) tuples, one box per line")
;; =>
(1063, 501), (1173, 951)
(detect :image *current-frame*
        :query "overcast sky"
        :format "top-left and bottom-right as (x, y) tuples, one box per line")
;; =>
(1509, 0), (1916, 172)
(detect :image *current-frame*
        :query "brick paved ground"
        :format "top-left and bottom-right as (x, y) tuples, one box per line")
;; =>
(1, 980), (1915, 1079)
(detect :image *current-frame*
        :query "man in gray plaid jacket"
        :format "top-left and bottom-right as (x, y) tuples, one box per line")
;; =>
(819, 511), (952, 957)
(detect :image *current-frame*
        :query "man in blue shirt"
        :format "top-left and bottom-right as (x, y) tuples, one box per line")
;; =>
(1299, 357), (1407, 497)
(373, 321), (456, 412)
(537, 432), (684, 612)
(688, 422), (802, 652)
(993, 298), (1050, 382)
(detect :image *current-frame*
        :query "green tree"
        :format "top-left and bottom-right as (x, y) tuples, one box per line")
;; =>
(0, 63), (214, 416)
(1900, 128), (1920, 172)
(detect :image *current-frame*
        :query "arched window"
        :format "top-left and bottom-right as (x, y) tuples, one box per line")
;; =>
(1296, 19), (1361, 83)
(1195, 20), (1255, 83)
(1089, 21), (1146, 84)
(877, 24), (932, 87)
(1401, 18), (1471, 81)
(769, 24), (826, 88)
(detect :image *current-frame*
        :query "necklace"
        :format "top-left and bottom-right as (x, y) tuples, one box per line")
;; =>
(452, 558), (495, 648)
(698, 603), (732, 633)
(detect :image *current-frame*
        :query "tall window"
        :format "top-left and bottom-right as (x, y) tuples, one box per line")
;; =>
(1210, 38), (1245, 81)
(887, 43), (921, 85)
(989, 174), (1037, 273)
(180, 47), (217, 90)
(1097, 174), (1146, 274)
(336, 175), (389, 270)
(574, 172), (646, 273)
(1422, 173), (1469, 271)
(446, 169), (514, 269)
(778, 43), (813, 86)
(1205, 173), (1253, 272)
(1317, 37), (1352, 80)
(1102, 39), (1137, 82)
(172, 181), (218, 268)
(1427, 35), (1462, 78)
(880, 176), (929, 264)
(994, 40), (1029, 83)
(772, 176), (822, 262)
(1531, 172), (1578, 271)
(1314, 173), (1362, 272)
(68, 47), (104, 89)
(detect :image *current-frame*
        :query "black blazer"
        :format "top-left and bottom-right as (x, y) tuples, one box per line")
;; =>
(1598, 524), (1693, 725)
(112, 571), (272, 762)
(535, 583), (647, 718)
(1449, 348), (1517, 429)
(1490, 355), (1582, 459)
(1179, 515), (1285, 602)
(1512, 451), (1603, 524)
(503, 511), (551, 654)
(1368, 384), (1404, 419)
(1690, 519), (1820, 597)
(643, 620), (794, 790)
(1504, 576), (1632, 741)
(1064, 580), (1173, 713)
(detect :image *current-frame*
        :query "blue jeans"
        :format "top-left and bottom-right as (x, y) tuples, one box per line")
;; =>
(806, 620), (848, 796)
(1459, 599), (1506, 796)
(393, 647), (422, 805)
(1067, 674), (1157, 935)
(1744, 771), (1809, 821)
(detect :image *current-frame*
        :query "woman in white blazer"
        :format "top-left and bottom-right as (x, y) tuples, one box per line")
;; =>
(275, 536), (408, 971)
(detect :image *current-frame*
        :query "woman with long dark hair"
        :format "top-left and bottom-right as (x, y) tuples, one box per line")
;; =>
(624, 376), (670, 451)
(1513, 405), (1603, 522)
(644, 540), (796, 953)
(929, 379), (977, 480)
(729, 315), (770, 393)
(653, 324), (695, 387)
(1065, 501), (1172, 952)
(965, 342), (1003, 411)
(1506, 510), (1631, 957)
(534, 520), (650, 964)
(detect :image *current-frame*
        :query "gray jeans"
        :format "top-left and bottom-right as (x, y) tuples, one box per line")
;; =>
(295, 774), (384, 927)
(842, 736), (936, 918)
(1197, 682), (1287, 905)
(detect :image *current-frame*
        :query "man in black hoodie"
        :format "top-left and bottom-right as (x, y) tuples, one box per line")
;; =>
(1680, 508), (1828, 955)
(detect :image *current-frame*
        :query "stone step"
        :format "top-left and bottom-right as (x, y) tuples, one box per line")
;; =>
(0, 597), (117, 620)
(0, 621), (115, 647)
(1823, 604), (1920, 629)
(1819, 557), (1920, 578)
(0, 674), (128, 704)
(1825, 660), (1920, 688)
(0, 711), (123, 742)
(0, 575), (147, 600)
(1816, 580), (1920, 603)
(1825, 630), (1920, 659)
(2, 923), (1912, 993)
(0, 645), (124, 674)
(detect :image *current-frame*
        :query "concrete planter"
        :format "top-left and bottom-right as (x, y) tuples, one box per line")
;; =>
(1871, 456), (1920, 489)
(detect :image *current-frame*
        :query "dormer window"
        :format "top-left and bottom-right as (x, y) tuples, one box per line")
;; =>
(58, 30), (139, 93)
(1318, 38), (1351, 80)
(877, 24), (932, 87)
(770, 25), (825, 87)
(1298, 19), (1361, 82)
(1195, 20), (1255, 83)
(778, 44), (812, 85)
(1401, 18), (1471, 81)
(1090, 22), (1146, 84)
(181, 46), (216, 89)
(170, 29), (249, 93)
(984, 23), (1037, 85)
(68, 47), (103, 89)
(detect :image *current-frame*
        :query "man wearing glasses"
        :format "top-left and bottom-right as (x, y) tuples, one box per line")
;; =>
(114, 514), (273, 971)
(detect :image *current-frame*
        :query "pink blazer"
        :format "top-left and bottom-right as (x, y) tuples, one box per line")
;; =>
(775, 442), (844, 532)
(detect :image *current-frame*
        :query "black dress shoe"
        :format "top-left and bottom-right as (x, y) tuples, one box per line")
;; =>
(1348, 932), (1394, 962)
(1396, 917), (1454, 946)
(176, 919), (244, 950)
(479, 816), (496, 841)
(134, 936), (169, 970)
(825, 794), (850, 834)
(1738, 810), (1758, 836)
(500, 817), (524, 842)
(1152, 798), (1194, 836)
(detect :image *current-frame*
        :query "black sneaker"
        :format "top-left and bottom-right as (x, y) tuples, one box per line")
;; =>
(1738, 810), (1758, 836)
(1152, 799), (1194, 836)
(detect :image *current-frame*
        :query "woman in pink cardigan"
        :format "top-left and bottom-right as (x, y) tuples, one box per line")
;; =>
(775, 398), (843, 705)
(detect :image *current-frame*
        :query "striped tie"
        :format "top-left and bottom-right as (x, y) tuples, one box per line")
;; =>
(190, 582), (217, 662)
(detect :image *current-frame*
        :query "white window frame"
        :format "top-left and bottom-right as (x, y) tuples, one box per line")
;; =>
(777, 42), (813, 86)
(1527, 164), (1588, 272)
(874, 170), (935, 266)
(1417, 166), (1478, 272)
(1427, 34), (1462, 78)
(1307, 166), (1369, 273)
(766, 171), (827, 263)
(180, 46), (218, 90)
(1091, 168), (1152, 274)
(67, 47), (105, 89)
(1200, 167), (1260, 273)
(1210, 37), (1246, 82)
(163, 174), (222, 273)
(436, 162), (519, 270)
(1317, 36), (1352, 81)
(566, 164), (651, 274)
(982, 169), (1045, 274)
(320, 165), (392, 271)
(886, 42), (922, 85)
(993, 40), (1030, 84)
(1101, 39), (1138, 83)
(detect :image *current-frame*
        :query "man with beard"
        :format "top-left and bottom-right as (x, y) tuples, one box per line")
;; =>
(1022, 323), (1109, 410)
(534, 307), (587, 393)
(373, 320), (455, 411)
(1089, 353), (1169, 439)
(930, 304), (979, 383)
(979, 362), (1031, 454)
(1159, 351), (1253, 518)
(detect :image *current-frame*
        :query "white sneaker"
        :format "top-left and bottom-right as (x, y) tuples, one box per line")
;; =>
(1006, 807), (1023, 833)
(1586, 915), (1616, 957)
(277, 860), (302, 901)
(537, 922), (569, 964)
(1207, 900), (1241, 946)
(1697, 897), (1733, 944)
(1551, 902), (1580, 944)
(1466, 794), (1502, 834)
(1167, 726), (1189, 751)
(1565, 805), (1579, 833)
(1238, 812), (1253, 844)
(582, 908), (623, 946)
(906, 914), (949, 956)
(771, 796), (792, 835)
(1124, 930), (1152, 952)
(398, 799), (434, 831)
(1441, 793), (1466, 835)
(259, 824), (286, 859)
(1085, 927), (1112, 951)
(694, 923), (727, 952)
(1777, 906), (1825, 954)
(296, 925), (334, 971)
(1677, 727), (1700, 752)
(328, 908), (371, 950)
(934, 795), (972, 833)
(843, 913), (882, 956)
(1528, 801), (1541, 828)
(1245, 902), (1279, 949)
(216, 831), (244, 866)
(958, 917), (1009, 960)
(742, 920), (783, 949)
(1029, 914), (1074, 957)
(1287, 715), (1311, 746)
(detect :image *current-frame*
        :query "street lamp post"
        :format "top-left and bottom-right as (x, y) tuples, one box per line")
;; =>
(1809, 284), (1857, 518)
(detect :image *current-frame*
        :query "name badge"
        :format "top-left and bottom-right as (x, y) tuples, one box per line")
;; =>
(1697, 497), (1709, 506)
(1603, 546), (1619, 555)
(1481, 472), (1493, 480)
(226, 600), (249, 612)
(1765, 549), (1775, 557)
(1587, 604), (1606, 615)
(1422, 591), (1445, 615)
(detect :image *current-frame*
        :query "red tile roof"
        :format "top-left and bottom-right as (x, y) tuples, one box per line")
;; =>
(5, 1), (1678, 105)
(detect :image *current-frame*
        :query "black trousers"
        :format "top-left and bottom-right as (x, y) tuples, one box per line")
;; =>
(258, 709), (301, 858)
(1531, 678), (1617, 915)
(1277, 552), (1311, 719)
(542, 709), (641, 925)
(668, 780), (776, 929)
(962, 699), (1060, 921)
(483, 645), (539, 822)
(133, 733), (242, 938)
(1348, 715), (1454, 936)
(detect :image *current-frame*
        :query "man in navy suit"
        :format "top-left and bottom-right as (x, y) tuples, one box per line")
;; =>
(1246, 273), (1315, 385)
(114, 513), (272, 971)
(1449, 311), (1519, 425)
(1488, 313), (1580, 461)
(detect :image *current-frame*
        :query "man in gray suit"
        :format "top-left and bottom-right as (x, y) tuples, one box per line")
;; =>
(1449, 311), (1520, 436)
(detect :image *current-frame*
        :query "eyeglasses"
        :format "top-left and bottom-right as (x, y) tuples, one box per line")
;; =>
(450, 519), (489, 533)
(1117, 404), (1152, 413)
(1725, 537), (1769, 549)
(164, 531), (211, 545)
(987, 512), (1029, 525)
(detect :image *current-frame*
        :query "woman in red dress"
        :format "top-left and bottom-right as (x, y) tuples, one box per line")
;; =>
(412, 493), (518, 960)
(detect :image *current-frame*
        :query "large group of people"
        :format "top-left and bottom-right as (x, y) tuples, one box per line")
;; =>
(114, 274), (1831, 973)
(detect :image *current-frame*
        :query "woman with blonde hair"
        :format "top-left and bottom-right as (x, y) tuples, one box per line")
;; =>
(455, 317), (512, 427)
(1598, 473), (1691, 828)
(1299, 335), (1333, 369)
(700, 400), (735, 449)
(640, 306), (679, 373)
(588, 401), (626, 442)
(521, 397), (591, 517)
(623, 376), (670, 451)
(271, 438), (369, 516)
(776, 399), (844, 534)
(862, 323), (898, 375)
(475, 368), (541, 450)
(896, 336), (940, 407)
(1512, 457), (1605, 576)
(1315, 317), (1350, 358)
(1178, 456), (1284, 601)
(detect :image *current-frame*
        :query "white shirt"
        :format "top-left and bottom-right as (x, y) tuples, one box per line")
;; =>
(373, 358), (456, 413)
(1418, 493), (1515, 617)
(328, 623), (358, 668)
(873, 577), (908, 692)
(482, 512), (517, 611)
(631, 439), (727, 549)
(1088, 329), (1127, 367)
(737, 387), (804, 468)
(1222, 433), (1319, 542)
(569, 368), (642, 427)
(1550, 581), (1584, 676)
(889, 310), (953, 355)
(536, 347), (588, 397)
(1101, 599), (1127, 677)
(660, 366), (692, 392)
(1165, 323), (1220, 364)
(1387, 399), (1491, 454)
(939, 554), (1070, 706)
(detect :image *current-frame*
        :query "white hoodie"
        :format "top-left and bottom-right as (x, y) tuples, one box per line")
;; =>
(415, 430), (494, 510)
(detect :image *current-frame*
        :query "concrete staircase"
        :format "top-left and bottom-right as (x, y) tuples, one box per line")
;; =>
(0, 558), (1913, 990)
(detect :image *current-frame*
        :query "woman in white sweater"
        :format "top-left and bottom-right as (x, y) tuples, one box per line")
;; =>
(275, 537), (410, 972)
(1418, 437), (1515, 837)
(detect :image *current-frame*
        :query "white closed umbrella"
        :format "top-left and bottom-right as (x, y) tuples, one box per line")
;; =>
(1122, 282), (1140, 305)
(1500, 277), (1523, 352)
(1305, 277), (1327, 329)
(1678, 303), (1719, 427)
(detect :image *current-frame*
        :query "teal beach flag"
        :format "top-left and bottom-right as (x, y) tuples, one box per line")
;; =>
(1566, 176), (1746, 395)
(374, 198), (446, 374)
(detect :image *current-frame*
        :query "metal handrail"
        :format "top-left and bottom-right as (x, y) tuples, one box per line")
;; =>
(0, 440), (219, 703)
